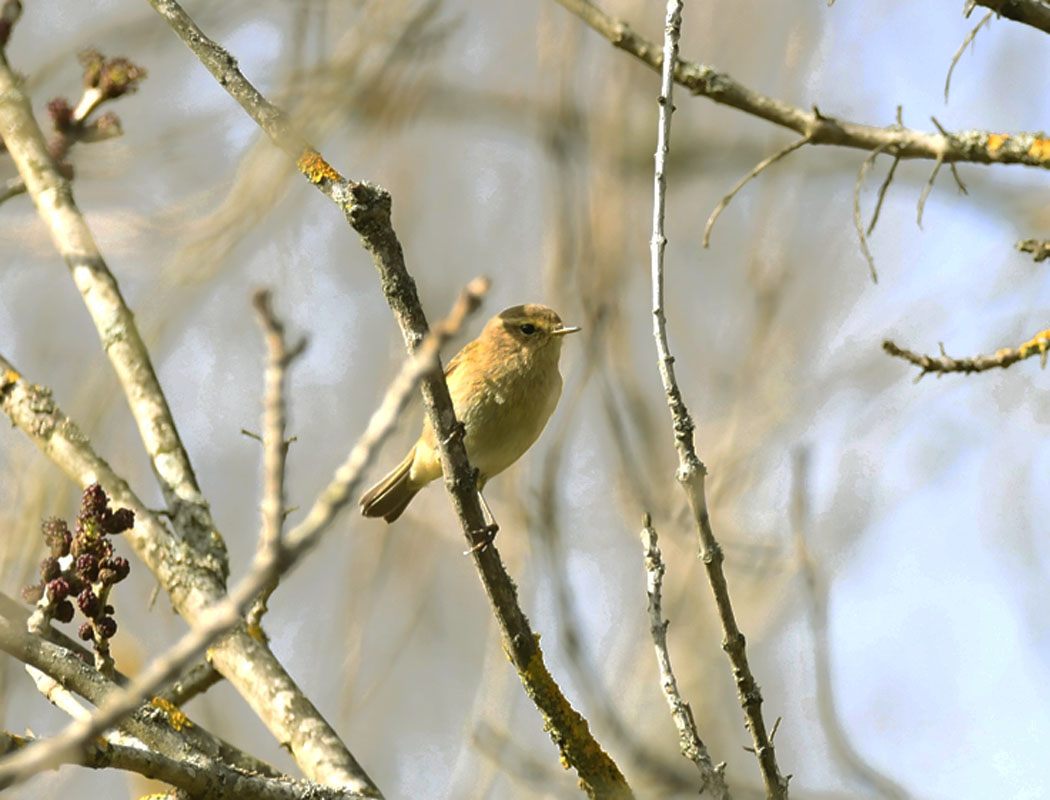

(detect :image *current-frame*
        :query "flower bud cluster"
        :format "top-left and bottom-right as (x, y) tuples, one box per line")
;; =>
(23, 483), (133, 667)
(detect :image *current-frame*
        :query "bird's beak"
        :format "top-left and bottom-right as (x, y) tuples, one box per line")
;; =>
(552, 325), (581, 336)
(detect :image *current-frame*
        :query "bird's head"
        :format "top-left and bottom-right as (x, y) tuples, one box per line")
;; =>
(483, 304), (580, 355)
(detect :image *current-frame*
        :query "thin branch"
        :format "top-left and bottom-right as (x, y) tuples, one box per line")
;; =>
(866, 144), (902, 236)
(0, 359), (380, 796)
(640, 515), (731, 799)
(945, 10), (995, 102)
(972, 0), (1050, 36)
(0, 614), (279, 783)
(883, 329), (1050, 376)
(144, 1), (633, 795)
(648, 1), (789, 797)
(0, 50), (226, 575)
(915, 155), (944, 229)
(0, 729), (358, 800)
(0, 283), (486, 791)
(247, 290), (308, 630)
(553, 0), (1050, 170)
(1016, 238), (1050, 262)
(853, 144), (889, 284)
(703, 135), (811, 248)
(791, 450), (912, 799)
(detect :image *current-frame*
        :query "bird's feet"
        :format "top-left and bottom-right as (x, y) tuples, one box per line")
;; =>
(463, 523), (499, 556)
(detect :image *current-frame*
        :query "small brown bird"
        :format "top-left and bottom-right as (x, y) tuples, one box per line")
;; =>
(360, 304), (580, 522)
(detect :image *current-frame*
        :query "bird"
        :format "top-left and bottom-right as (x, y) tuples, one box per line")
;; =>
(359, 303), (580, 523)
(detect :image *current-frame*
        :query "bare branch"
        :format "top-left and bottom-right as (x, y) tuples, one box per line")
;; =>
(866, 152), (901, 237)
(703, 135), (812, 248)
(853, 144), (889, 284)
(0, 50), (226, 576)
(553, 0), (1050, 170)
(640, 515), (730, 799)
(916, 155), (944, 229)
(0, 361), (381, 795)
(144, 1), (633, 794)
(648, 1), (788, 796)
(945, 10), (995, 102)
(0, 729), (358, 800)
(971, 0), (1050, 36)
(0, 283), (485, 792)
(247, 290), (308, 630)
(1016, 238), (1050, 262)
(883, 330), (1050, 376)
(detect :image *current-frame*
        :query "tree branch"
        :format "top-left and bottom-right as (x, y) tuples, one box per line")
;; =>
(971, 0), (1050, 36)
(640, 515), (730, 799)
(0, 359), (380, 796)
(883, 329), (1050, 376)
(553, 0), (1050, 170)
(143, 1), (633, 795)
(246, 290), (308, 631)
(0, 730), (358, 800)
(0, 48), (226, 577)
(647, 2), (788, 797)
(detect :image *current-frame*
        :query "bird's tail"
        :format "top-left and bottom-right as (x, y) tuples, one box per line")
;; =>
(359, 447), (419, 523)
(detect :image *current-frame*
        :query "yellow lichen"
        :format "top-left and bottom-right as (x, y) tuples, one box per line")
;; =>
(1028, 138), (1050, 162)
(515, 636), (633, 798)
(297, 149), (343, 185)
(2, 368), (19, 385)
(1019, 329), (1050, 358)
(150, 696), (193, 731)
(986, 133), (1008, 153)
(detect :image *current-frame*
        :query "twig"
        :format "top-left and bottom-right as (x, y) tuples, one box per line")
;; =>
(867, 152), (901, 237)
(0, 614), (279, 782)
(144, 1), (633, 795)
(0, 728), (359, 800)
(703, 135), (811, 248)
(853, 144), (889, 284)
(246, 290), (308, 630)
(552, 0), (1050, 171)
(640, 515), (731, 799)
(883, 329), (1050, 376)
(0, 283), (486, 791)
(1017, 238), (1050, 262)
(916, 154), (943, 229)
(972, 0), (1050, 36)
(648, 2), (789, 797)
(791, 450), (911, 799)
(945, 10), (994, 102)
(0, 359), (380, 795)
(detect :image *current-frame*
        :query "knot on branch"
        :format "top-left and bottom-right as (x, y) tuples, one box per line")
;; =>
(346, 181), (393, 231)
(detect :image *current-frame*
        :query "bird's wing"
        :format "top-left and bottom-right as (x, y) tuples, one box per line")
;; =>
(443, 338), (478, 380)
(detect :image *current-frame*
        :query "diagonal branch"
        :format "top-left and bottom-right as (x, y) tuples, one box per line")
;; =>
(553, 0), (1050, 171)
(0, 283), (486, 792)
(144, 1), (633, 796)
(648, 2), (788, 797)
(883, 329), (1050, 376)
(0, 731), (359, 800)
(972, 0), (1050, 36)
(0, 50), (226, 578)
(0, 625), (357, 800)
(0, 359), (382, 796)
(640, 515), (730, 799)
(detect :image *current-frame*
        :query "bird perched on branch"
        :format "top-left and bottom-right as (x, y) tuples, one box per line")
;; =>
(359, 304), (580, 523)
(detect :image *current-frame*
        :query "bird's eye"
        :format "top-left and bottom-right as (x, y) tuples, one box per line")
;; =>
(519, 323), (537, 336)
